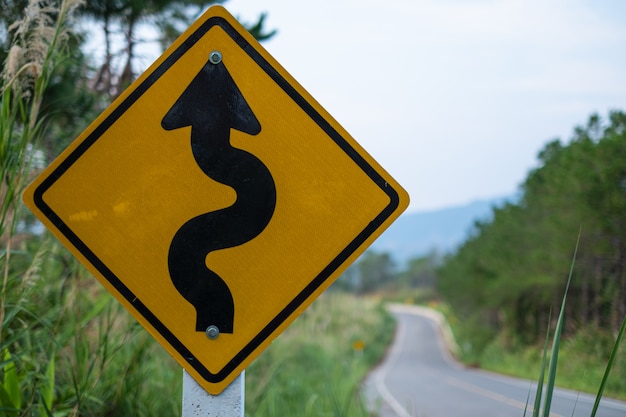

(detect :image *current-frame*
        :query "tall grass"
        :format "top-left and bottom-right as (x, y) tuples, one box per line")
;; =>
(528, 232), (626, 417)
(1, 2), (183, 415)
(1, 240), (182, 416)
(590, 316), (626, 415)
(440, 231), (626, 415)
(542, 231), (579, 415)
(440, 235), (626, 402)
(245, 293), (394, 417)
(529, 231), (579, 417)
(1, 0), (80, 414)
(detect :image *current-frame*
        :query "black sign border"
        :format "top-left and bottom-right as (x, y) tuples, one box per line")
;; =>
(32, 13), (402, 384)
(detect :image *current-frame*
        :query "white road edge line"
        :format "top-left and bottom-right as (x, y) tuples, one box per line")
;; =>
(373, 312), (413, 417)
(376, 303), (535, 417)
(372, 303), (463, 417)
(380, 303), (626, 416)
(376, 303), (543, 417)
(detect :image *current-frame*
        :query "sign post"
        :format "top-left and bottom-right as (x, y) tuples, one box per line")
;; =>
(182, 371), (244, 416)
(23, 4), (410, 405)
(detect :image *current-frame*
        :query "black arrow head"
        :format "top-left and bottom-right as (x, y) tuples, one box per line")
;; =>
(162, 56), (261, 135)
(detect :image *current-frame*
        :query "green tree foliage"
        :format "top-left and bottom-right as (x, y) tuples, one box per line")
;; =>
(335, 251), (397, 294)
(357, 251), (395, 293)
(334, 250), (440, 296)
(438, 111), (626, 349)
(397, 250), (440, 289)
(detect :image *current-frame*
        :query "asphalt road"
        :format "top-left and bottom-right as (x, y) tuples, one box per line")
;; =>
(363, 304), (626, 417)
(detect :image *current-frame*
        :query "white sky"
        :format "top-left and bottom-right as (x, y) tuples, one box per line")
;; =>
(93, 0), (626, 213)
(221, 0), (626, 212)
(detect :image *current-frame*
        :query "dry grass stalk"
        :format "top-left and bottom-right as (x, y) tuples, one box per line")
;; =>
(2, 0), (83, 100)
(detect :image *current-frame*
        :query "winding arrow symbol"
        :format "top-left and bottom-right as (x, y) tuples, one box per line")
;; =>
(162, 51), (276, 335)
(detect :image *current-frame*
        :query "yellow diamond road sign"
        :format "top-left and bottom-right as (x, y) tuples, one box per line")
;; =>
(23, 5), (409, 394)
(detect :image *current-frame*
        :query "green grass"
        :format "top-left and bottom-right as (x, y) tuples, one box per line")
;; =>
(481, 236), (626, 405)
(1, 235), (394, 416)
(1, 230), (393, 416)
(0, 237), (183, 416)
(245, 293), (395, 417)
(437, 232), (626, 414)
(524, 235), (626, 417)
(436, 287), (625, 399)
(439, 303), (626, 400)
(477, 330), (626, 401)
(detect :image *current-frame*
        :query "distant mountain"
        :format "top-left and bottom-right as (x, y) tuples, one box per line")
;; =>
(370, 196), (512, 263)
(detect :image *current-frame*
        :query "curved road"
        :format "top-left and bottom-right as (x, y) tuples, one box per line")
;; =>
(364, 304), (626, 417)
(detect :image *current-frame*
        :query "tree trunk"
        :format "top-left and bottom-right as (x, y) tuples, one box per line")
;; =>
(614, 236), (626, 333)
(117, 14), (137, 96)
(592, 257), (603, 327)
(90, 12), (113, 94)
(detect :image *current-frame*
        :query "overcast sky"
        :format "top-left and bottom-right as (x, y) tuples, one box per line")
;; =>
(219, 0), (626, 213)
